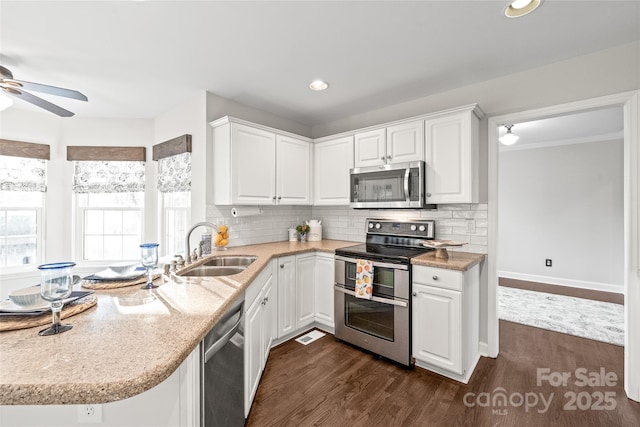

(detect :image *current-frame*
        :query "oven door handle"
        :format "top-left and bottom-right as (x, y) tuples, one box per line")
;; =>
(334, 285), (408, 308)
(334, 255), (409, 271)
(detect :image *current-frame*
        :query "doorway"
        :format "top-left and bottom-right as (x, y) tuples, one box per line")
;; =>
(487, 91), (640, 401)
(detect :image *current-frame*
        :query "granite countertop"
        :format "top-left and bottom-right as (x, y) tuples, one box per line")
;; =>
(412, 250), (485, 271)
(0, 239), (354, 406)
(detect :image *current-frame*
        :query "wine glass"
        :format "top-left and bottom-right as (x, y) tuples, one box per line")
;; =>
(38, 262), (75, 336)
(140, 243), (159, 289)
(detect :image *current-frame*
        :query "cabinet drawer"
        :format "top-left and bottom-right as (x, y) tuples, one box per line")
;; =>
(413, 265), (462, 291)
(245, 263), (273, 310)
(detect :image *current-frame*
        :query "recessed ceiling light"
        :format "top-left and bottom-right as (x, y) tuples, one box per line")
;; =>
(309, 80), (329, 91)
(504, 0), (543, 18)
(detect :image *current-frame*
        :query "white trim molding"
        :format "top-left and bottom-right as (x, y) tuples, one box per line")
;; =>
(488, 90), (640, 402)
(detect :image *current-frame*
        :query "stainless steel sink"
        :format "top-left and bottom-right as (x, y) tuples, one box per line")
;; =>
(178, 256), (257, 277)
(179, 266), (246, 277)
(202, 256), (257, 267)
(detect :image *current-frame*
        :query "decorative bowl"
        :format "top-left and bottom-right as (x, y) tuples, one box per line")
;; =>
(107, 262), (138, 276)
(8, 286), (45, 307)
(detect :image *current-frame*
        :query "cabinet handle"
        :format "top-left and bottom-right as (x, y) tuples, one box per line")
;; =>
(278, 196), (282, 200)
(426, 193), (432, 197)
(380, 157), (386, 161)
(386, 155), (392, 160)
(280, 264), (285, 268)
(264, 297), (269, 303)
(412, 292), (417, 297)
(432, 275), (438, 280)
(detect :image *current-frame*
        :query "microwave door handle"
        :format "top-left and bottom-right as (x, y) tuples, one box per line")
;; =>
(404, 168), (410, 202)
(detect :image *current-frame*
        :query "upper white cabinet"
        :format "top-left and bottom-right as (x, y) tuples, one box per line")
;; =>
(354, 120), (424, 167)
(313, 136), (354, 205)
(424, 106), (482, 204)
(210, 117), (312, 206)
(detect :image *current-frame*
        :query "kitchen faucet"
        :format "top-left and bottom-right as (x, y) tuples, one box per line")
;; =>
(184, 221), (219, 264)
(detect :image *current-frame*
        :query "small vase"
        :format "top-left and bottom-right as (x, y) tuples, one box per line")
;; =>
(299, 233), (307, 242)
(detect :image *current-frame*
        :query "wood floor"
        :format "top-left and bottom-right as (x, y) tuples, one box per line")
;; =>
(499, 277), (624, 305)
(245, 323), (640, 427)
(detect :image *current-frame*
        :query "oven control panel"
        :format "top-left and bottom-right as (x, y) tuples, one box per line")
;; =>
(366, 219), (435, 239)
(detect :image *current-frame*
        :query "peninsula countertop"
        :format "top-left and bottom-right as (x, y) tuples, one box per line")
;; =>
(0, 240), (354, 406)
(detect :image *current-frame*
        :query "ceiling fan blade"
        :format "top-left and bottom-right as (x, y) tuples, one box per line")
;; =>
(5, 88), (75, 117)
(13, 79), (88, 102)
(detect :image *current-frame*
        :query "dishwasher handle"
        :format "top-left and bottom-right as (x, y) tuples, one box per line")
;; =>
(204, 302), (243, 364)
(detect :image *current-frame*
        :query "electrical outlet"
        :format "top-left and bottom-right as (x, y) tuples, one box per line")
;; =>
(466, 219), (476, 234)
(545, 259), (552, 267)
(77, 404), (103, 423)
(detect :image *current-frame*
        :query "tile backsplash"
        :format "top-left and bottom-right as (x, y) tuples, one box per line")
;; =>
(207, 204), (488, 254)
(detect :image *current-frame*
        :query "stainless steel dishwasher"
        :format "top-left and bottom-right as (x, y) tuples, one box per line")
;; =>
(201, 292), (245, 427)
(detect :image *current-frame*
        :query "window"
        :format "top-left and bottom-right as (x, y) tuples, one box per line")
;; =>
(77, 192), (143, 261)
(154, 139), (191, 257)
(0, 146), (48, 269)
(71, 157), (146, 263)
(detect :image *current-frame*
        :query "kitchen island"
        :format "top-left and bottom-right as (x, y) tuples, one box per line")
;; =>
(0, 240), (354, 406)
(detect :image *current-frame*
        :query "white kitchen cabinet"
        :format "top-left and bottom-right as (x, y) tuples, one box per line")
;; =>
(210, 117), (312, 206)
(354, 128), (386, 167)
(355, 120), (424, 167)
(244, 264), (274, 416)
(314, 252), (335, 329)
(277, 255), (297, 338)
(313, 136), (354, 205)
(424, 106), (481, 204)
(412, 263), (479, 383)
(296, 253), (316, 328)
(276, 253), (318, 339)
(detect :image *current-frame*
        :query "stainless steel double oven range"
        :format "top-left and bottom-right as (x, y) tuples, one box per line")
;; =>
(334, 218), (435, 366)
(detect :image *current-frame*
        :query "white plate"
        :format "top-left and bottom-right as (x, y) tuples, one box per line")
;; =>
(90, 267), (146, 281)
(0, 291), (93, 314)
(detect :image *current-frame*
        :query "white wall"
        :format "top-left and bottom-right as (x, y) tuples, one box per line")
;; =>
(498, 139), (624, 293)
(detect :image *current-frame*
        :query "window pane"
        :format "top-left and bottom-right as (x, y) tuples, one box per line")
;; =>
(85, 210), (104, 235)
(122, 236), (140, 260)
(103, 236), (123, 260)
(1, 210), (37, 267)
(85, 236), (104, 260)
(122, 211), (141, 234)
(104, 211), (123, 235)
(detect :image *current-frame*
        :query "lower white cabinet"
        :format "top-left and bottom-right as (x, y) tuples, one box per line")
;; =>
(296, 253), (316, 328)
(314, 252), (335, 328)
(277, 253), (316, 338)
(412, 263), (479, 383)
(244, 263), (274, 416)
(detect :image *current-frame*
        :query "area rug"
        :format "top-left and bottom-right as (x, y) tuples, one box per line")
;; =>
(498, 286), (624, 346)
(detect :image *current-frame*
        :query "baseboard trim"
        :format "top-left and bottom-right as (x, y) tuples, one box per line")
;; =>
(498, 271), (623, 294)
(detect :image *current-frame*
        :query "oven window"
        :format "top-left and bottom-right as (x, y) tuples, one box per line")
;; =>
(344, 294), (394, 342)
(345, 262), (395, 298)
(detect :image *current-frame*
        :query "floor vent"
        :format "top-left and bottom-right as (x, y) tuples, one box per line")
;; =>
(295, 330), (326, 346)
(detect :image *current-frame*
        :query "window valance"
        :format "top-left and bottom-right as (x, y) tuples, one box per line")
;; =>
(72, 160), (145, 193)
(0, 155), (47, 192)
(157, 152), (191, 193)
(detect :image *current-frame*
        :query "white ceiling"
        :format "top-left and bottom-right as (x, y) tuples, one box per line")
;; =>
(1, 1), (639, 129)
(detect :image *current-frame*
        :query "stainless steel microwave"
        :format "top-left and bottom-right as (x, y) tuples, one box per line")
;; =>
(350, 161), (431, 209)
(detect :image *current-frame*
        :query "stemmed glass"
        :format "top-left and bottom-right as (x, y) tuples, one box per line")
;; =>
(38, 262), (75, 336)
(140, 243), (159, 289)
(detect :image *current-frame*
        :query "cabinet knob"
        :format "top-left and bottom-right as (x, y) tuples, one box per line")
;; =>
(412, 292), (417, 297)
(426, 193), (432, 197)
(386, 155), (392, 160)
(264, 296), (269, 303)
(278, 196), (282, 200)
(280, 264), (285, 268)
(272, 196), (277, 201)
(432, 275), (438, 280)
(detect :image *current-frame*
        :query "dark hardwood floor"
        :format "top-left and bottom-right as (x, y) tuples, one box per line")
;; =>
(246, 323), (640, 427)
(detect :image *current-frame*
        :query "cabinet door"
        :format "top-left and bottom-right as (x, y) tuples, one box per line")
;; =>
(232, 123), (276, 205)
(354, 128), (386, 167)
(244, 293), (263, 415)
(386, 120), (424, 164)
(277, 256), (296, 338)
(314, 253), (335, 327)
(314, 136), (354, 205)
(296, 253), (316, 328)
(276, 135), (312, 205)
(262, 275), (274, 365)
(412, 283), (462, 374)
(424, 112), (478, 204)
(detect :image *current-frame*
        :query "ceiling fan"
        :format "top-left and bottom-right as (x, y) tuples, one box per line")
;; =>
(0, 65), (88, 117)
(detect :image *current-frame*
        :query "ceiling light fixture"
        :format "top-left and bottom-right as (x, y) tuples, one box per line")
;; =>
(499, 124), (520, 146)
(309, 80), (329, 91)
(0, 92), (13, 111)
(504, 0), (543, 18)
